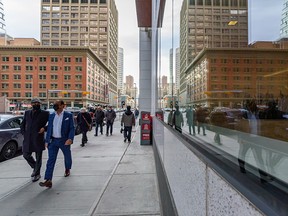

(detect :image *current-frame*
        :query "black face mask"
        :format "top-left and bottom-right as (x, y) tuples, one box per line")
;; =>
(53, 104), (59, 111)
(32, 104), (41, 111)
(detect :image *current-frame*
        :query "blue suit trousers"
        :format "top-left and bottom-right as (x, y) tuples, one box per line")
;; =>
(44, 138), (72, 180)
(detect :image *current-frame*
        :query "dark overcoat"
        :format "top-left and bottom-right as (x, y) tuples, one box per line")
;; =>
(77, 112), (92, 132)
(20, 109), (49, 153)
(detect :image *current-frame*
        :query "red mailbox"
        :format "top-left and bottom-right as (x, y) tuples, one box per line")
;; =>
(140, 111), (152, 145)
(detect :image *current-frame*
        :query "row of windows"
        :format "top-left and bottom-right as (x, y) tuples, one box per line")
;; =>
(42, 0), (106, 4)
(1, 83), (83, 89)
(1, 56), (83, 63)
(189, 0), (247, 7)
(1, 74), (83, 80)
(209, 59), (288, 64)
(1, 65), (83, 72)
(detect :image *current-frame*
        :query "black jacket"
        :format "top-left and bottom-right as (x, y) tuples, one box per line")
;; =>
(20, 109), (49, 152)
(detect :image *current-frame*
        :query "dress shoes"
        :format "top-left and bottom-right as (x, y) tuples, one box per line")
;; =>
(39, 180), (52, 188)
(32, 174), (41, 182)
(64, 169), (70, 177)
(31, 170), (36, 177)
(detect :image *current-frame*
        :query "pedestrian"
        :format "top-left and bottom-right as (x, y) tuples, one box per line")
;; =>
(167, 109), (174, 127)
(39, 100), (75, 188)
(77, 107), (92, 147)
(196, 106), (207, 135)
(121, 105), (135, 143)
(173, 105), (184, 133)
(94, 106), (105, 136)
(105, 105), (116, 136)
(20, 98), (49, 182)
(134, 108), (139, 119)
(186, 106), (196, 135)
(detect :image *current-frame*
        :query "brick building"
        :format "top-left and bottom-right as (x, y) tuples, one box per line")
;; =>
(0, 45), (111, 109)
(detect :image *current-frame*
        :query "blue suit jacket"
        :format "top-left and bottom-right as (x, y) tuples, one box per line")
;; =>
(45, 111), (75, 144)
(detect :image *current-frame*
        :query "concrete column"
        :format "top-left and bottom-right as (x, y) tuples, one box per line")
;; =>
(138, 28), (153, 114)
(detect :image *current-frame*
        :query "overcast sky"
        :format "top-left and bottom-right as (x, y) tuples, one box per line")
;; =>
(1, 0), (284, 86)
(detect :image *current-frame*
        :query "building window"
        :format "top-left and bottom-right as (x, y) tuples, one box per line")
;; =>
(2, 57), (9, 62)
(76, 66), (82, 72)
(13, 92), (21, 97)
(42, 0), (50, 2)
(51, 57), (58, 62)
(26, 75), (33, 80)
(62, 0), (69, 3)
(75, 84), (82, 89)
(13, 75), (21, 80)
(39, 66), (47, 71)
(64, 75), (71, 80)
(64, 84), (71, 89)
(51, 84), (58, 89)
(2, 65), (9, 70)
(51, 66), (58, 71)
(39, 92), (47, 97)
(39, 84), (47, 89)
(64, 66), (71, 71)
(39, 57), (47, 62)
(14, 57), (21, 62)
(64, 93), (71, 98)
(100, 0), (106, 3)
(51, 75), (58, 80)
(14, 66), (21, 71)
(26, 57), (33, 62)
(71, 0), (78, 3)
(39, 75), (47, 80)
(75, 57), (82, 63)
(81, 0), (88, 3)
(64, 57), (71, 62)
(26, 66), (33, 71)
(25, 83), (32, 89)
(1, 83), (9, 89)
(13, 83), (21, 89)
(75, 75), (82, 80)
(90, 0), (97, 3)
(26, 92), (32, 98)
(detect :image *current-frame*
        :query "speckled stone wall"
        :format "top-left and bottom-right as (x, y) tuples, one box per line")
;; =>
(153, 118), (264, 216)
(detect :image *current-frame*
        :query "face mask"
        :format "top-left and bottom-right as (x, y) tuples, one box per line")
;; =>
(32, 104), (40, 111)
(53, 104), (59, 111)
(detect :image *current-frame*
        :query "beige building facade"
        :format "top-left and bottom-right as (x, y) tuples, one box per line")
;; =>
(40, 0), (118, 105)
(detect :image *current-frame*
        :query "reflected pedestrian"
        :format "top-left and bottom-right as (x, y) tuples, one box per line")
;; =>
(167, 110), (174, 127)
(196, 106), (207, 135)
(186, 106), (196, 135)
(173, 106), (184, 133)
(20, 98), (49, 182)
(39, 100), (75, 188)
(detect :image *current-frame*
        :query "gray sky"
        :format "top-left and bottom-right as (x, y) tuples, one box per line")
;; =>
(2, 0), (284, 86)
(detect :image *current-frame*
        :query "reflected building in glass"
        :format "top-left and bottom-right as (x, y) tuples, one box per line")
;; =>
(179, 0), (248, 105)
(280, 0), (288, 38)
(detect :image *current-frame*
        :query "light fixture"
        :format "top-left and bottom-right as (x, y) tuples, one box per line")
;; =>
(228, 20), (238, 26)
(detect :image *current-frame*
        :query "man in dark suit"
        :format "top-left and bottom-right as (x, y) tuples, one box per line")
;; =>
(20, 98), (49, 182)
(39, 100), (75, 188)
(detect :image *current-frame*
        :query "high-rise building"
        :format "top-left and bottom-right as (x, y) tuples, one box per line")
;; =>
(179, 0), (248, 96)
(126, 75), (134, 89)
(0, 0), (5, 31)
(175, 47), (180, 94)
(117, 47), (124, 95)
(40, 0), (118, 104)
(280, 0), (288, 38)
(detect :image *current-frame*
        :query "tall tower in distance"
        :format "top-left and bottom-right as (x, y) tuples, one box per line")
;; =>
(280, 0), (288, 38)
(117, 47), (124, 95)
(179, 0), (248, 96)
(40, 0), (119, 99)
(0, 0), (5, 31)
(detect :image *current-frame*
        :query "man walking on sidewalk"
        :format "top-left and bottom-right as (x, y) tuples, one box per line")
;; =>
(105, 105), (116, 136)
(39, 100), (75, 188)
(20, 98), (49, 182)
(121, 106), (135, 143)
(94, 106), (105, 136)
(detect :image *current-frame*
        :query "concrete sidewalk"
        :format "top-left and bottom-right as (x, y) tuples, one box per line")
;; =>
(0, 121), (160, 216)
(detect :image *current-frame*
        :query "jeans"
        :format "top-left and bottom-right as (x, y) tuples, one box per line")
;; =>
(124, 126), (132, 141)
(95, 122), (103, 135)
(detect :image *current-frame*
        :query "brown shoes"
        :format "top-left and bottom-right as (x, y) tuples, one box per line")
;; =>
(64, 169), (70, 177)
(39, 180), (52, 188)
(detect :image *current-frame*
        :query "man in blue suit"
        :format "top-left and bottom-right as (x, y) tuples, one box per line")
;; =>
(39, 100), (75, 188)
